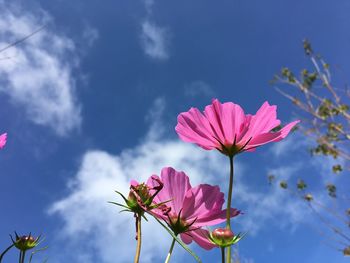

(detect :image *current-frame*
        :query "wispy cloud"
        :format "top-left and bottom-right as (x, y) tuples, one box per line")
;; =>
(0, 2), (88, 135)
(184, 81), (215, 98)
(140, 20), (170, 60)
(234, 162), (307, 234)
(269, 132), (309, 158)
(144, 0), (155, 15)
(48, 99), (312, 262)
(140, 0), (170, 60)
(82, 26), (99, 48)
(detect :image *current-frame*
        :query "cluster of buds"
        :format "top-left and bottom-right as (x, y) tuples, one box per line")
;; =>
(112, 175), (164, 215)
(208, 228), (243, 248)
(111, 176), (166, 241)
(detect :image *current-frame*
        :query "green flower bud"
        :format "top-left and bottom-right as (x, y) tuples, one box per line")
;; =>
(11, 233), (41, 251)
(209, 228), (244, 248)
(212, 228), (234, 245)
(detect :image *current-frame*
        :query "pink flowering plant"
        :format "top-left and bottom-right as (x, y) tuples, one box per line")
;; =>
(176, 99), (299, 262)
(112, 99), (299, 263)
(149, 167), (240, 261)
(0, 133), (7, 149)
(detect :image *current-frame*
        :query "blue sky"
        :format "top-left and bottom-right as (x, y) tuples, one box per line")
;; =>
(0, 0), (349, 262)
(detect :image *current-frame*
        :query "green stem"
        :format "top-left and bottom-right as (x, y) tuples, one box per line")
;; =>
(134, 215), (142, 263)
(21, 251), (26, 263)
(164, 238), (176, 263)
(221, 247), (225, 263)
(152, 215), (202, 262)
(226, 155), (234, 263)
(19, 250), (22, 263)
(0, 244), (14, 262)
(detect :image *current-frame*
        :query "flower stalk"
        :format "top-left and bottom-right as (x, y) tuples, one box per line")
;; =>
(134, 214), (142, 263)
(221, 247), (225, 263)
(19, 250), (26, 263)
(164, 238), (176, 263)
(226, 155), (234, 263)
(0, 244), (14, 263)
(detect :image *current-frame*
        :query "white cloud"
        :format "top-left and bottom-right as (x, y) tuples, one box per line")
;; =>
(144, 0), (155, 15)
(82, 26), (99, 48)
(0, 2), (84, 135)
(140, 20), (170, 60)
(48, 99), (312, 262)
(269, 135), (300, 157)
(236, 163), (308, 234)
(144, 97), (166, 141)
(184, 81), (215, 98)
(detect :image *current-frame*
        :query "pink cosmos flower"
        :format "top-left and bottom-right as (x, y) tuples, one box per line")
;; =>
(0, 133), (7, 149)
(175, 99), (299, 156)
(148, 167), (240, 250)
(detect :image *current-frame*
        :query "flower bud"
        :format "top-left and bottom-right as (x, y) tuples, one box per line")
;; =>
(128, 183), (151, 209)
(211, 228), (234, 246)
(212, 228), (234, 240)
(11, 232), (40, 251)
(112, 176), (164, 217)
(209, 228), (243, 247)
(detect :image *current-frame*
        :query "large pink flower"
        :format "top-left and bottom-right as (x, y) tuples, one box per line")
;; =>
(148, 167), (240, 250)
(0, 133), (7, 149)
(175, 99), (299, 156)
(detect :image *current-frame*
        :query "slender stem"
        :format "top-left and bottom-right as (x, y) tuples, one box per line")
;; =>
(226, 155), (234, 263)
(164, 238), (176, 263)
(19, 250), (22, 263)
(221, 247), (225, 263)
(21, 251), (26, 263)
(134, 215), (142, 263)
(0, 244), (14, 262)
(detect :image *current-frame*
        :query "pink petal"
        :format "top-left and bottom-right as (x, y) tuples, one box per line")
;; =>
(130, 180), (139, 187)
(204, 99), (246, 146)
(182, 184), (224, 221)
(176, 107), (220, 150)
(203, 99), (226, 143)
(246, 120), (299, 148)
(194, 208), (240, 227)
(252, 102), (281, 133)
(278, 120), (300, 139)
(152, 167), (191, 214)
(180, 233), (192, 244)
(239, 101), (281, 143)
(182, 229), (216, 250)
(0, 133), (7, 149)
(221, 102), (246, 143)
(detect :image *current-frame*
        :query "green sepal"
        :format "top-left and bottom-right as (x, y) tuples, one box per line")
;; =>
(108, 201), (130, 210)
(231, 231), (246, 244)
(119, 209), (133, 214)
(141, 213), (148, 222)
(114, 191), (129, 204)
(149, 199), (172, 209)
(208, 231), (247, 248)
